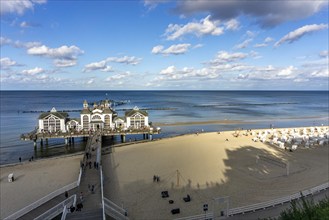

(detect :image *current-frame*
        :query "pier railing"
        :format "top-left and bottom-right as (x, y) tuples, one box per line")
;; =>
(104, 197), (129, 220)
(33, 194), (76, 220)
(21, 126), (160, 141)
(4, 168), (82, 220)
(100, 166), (106, 220)
(175, 182), (329, 220)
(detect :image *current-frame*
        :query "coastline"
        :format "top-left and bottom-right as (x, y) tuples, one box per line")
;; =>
(153, 116), (328, 127)
(1, 125), (328, 219)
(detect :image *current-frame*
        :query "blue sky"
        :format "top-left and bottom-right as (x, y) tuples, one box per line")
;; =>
(1, 0), (328, 90)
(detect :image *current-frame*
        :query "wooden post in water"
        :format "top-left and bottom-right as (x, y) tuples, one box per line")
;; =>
(176, 170), (180, 187)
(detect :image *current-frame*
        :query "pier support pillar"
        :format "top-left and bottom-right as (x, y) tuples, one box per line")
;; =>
(40, 139), (43, 146)
(65, 138), (68, 145)
(45, 138), (48, 145)
(149, 134), (153, 141)
(33, 140), (37, 148)
(121, 135), (126, 143)
(143, 134), (146, 139)
(72, 137), (75, 144)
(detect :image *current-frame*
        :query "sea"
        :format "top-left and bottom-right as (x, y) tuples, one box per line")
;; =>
(0, 90), (328, 165)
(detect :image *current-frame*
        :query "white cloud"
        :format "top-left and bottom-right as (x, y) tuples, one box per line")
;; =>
(275, 24), (328, 47)
(83, 60), (113, 72)
(225, 19), (240, 30)
(151, 45), (164, 54)
(210, 51), (248, 64)
(164, 15), (223, 40)
(106, 56), (142, 65)
(294, 78), (309, 83)
(152, 43), (191, 55)
(0, 57), (17, 69)
(158, 65), (219, 81)
(54, 59), (77, 67)
(86, 78), (95, 85)
(105, 72), (130, 81)
(264, 37), (274, 43)
(0, 0), (47, 15)
(27, 45), (84, 67)
(253, 37), (274, 48)
(310, 69), (328, 78)
(22, 67), (44, 75)
(319, 50), (328, 57)
(27, 45), (83, 57)
(193, 44), (203, 49)
(253, 43), (267, 48)
(276, 66), (296, 77)
(144, 0), (168, 9)
(160, 66), (176, 75)
(20, 21), (39, 28)
(174, 1), (328, 27)
(0, 37), (12, 46)
(234, 39), (252, 49)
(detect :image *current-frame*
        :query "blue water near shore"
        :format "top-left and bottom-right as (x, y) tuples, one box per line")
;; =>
(0, 90), (328, 165)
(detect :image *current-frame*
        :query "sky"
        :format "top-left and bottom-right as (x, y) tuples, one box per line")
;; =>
(0, 0), (328, 90)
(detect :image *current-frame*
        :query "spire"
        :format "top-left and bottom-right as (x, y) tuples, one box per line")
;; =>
(105, 99), (110, 108)
(83, 100), (88, 109)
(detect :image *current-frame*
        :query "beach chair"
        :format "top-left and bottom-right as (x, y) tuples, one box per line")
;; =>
(8, 173), (14, 182)
(183, 194), (191, 202)
(171, 208), (180, 214)
(161, 191), (169, 198)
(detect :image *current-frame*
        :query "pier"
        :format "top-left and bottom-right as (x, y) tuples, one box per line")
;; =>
(21, 127), (159, 147)
(12, 131), (128, 220)
(20, 99), (161, 147)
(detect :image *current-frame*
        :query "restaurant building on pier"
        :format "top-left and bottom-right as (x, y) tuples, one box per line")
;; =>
(38, 100), (149, 133)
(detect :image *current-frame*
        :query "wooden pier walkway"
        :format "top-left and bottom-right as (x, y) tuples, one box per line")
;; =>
(17, 133), (105, 220)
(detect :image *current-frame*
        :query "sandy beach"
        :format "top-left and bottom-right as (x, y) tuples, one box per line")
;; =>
(102, 126), (329, 219)
(0, 126), (327, 219)
(0, 154), (83, 219)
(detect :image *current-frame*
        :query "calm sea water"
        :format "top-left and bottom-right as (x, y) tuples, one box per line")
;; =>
(0, 90), (328, 165)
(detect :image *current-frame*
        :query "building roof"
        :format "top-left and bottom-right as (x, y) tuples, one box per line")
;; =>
(103, 108), (114, 114)
(80, 109), (91, 114)
(39, 112), (68, 119)
(125, 106), (148, 117)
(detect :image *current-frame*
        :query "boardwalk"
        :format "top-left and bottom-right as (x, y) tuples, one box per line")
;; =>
(17, 133), (104, 220)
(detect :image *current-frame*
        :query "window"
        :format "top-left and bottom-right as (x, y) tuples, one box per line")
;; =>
(83, 115), (89, 129)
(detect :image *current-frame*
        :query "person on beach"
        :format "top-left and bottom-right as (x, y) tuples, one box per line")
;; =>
(19, 157), (21, 162)
(80, 192), (84, 202)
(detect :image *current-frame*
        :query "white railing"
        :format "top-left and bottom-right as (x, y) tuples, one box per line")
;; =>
(175, 212), (213, 220)
(4, 181), (78, 220)
(60, 195), (77, 220)
(33, 194), (76, 220)
(228, 182), (328, 216)
(104, 197), (128, 220)
(100, 166), (106, 220)
(77, 167), (82, 186)
(174, 182), (329, 220)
